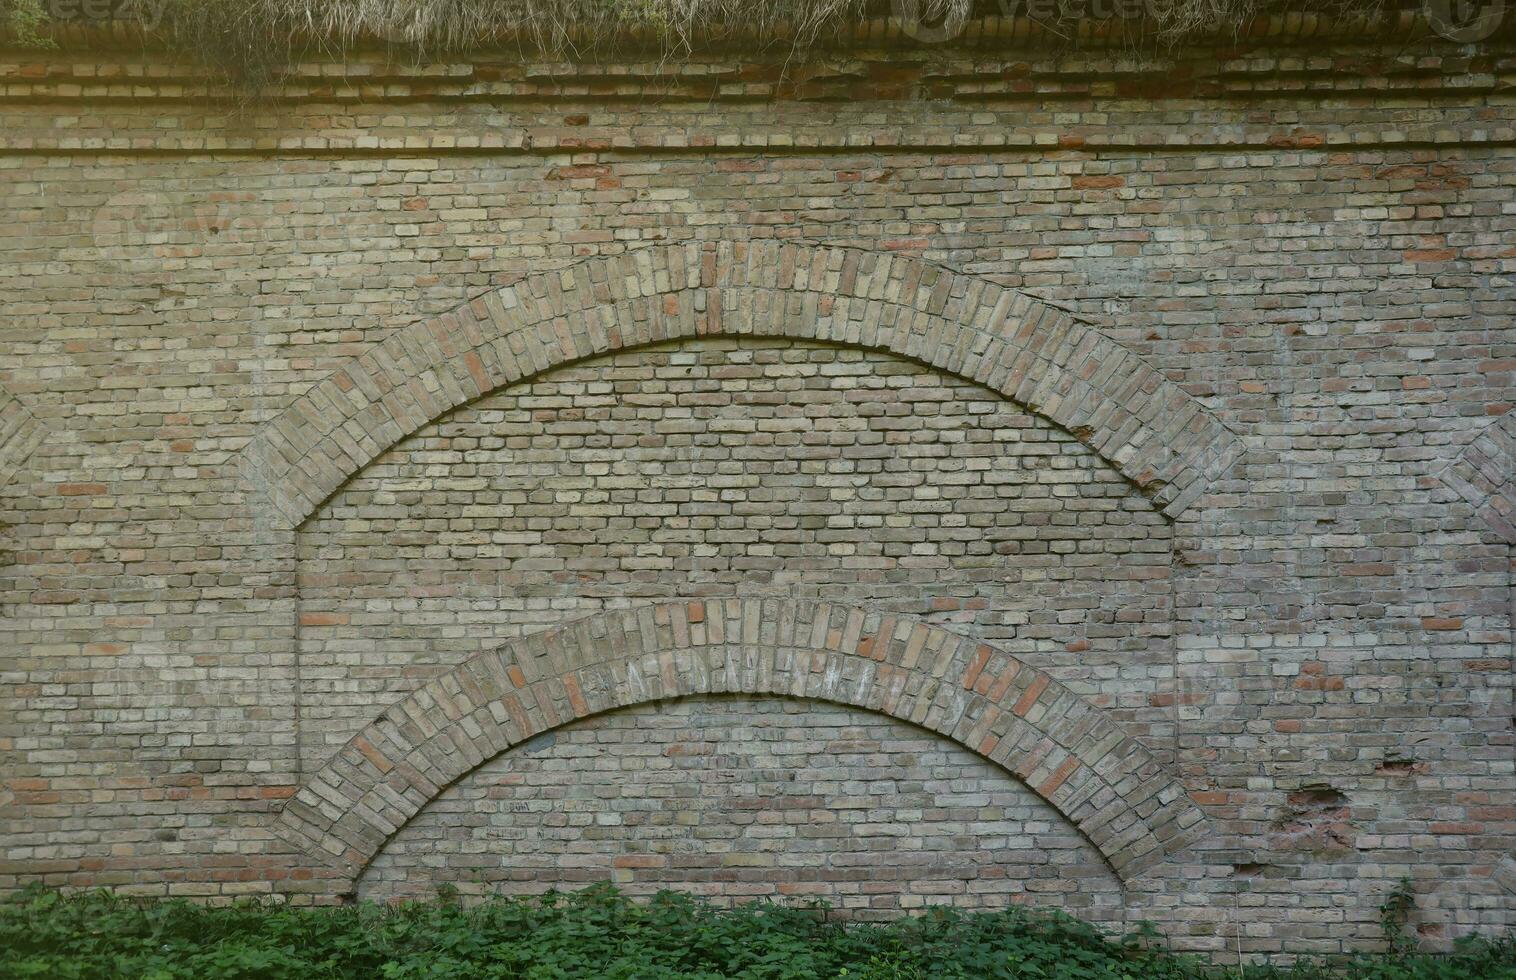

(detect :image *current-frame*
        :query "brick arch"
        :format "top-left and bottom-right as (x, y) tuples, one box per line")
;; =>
(1440, 411), (1516, 542)
(0, 386), (44, 490)
(276, 600), (1211, 885)
(242, 242), (1242, 528)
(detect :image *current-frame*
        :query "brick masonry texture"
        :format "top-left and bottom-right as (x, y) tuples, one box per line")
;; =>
(0, 35), (1514, 962)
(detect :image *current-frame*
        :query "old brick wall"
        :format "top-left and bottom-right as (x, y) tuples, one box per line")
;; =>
(0, 32), (1513, 960)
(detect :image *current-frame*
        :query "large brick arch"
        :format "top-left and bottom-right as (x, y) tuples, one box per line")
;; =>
(242, 242), (1243, 528)
(1440, 411), (1516, 542)
(276, 599), (1211, 885)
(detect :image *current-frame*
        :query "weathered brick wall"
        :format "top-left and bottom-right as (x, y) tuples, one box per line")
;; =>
(0, 34), (1513, 961)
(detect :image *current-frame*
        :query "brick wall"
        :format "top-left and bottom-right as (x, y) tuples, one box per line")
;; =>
(0, 35), (1512, 960)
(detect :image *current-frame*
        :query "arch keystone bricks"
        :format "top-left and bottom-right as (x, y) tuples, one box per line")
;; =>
(275, 600), (1213, 885)
(240, 243), (1243, 528)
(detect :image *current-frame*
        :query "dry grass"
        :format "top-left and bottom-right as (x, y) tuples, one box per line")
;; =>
(274, 0), (883, 56)
(2, 0), (1403, 82)
(200, 0), (1389, 53)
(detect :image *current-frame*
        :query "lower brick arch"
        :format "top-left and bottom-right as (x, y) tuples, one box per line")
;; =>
(276, 600), (1209, 886)
(356, 693), (1132, 911)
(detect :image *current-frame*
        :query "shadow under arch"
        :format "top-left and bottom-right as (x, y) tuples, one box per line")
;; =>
(276, 600), (1211, 887)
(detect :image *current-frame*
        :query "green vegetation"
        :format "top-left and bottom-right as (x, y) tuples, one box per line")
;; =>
(2, 882), (1514, 980)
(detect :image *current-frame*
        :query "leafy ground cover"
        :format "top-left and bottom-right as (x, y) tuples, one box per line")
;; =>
(2, 883), (1512, 980)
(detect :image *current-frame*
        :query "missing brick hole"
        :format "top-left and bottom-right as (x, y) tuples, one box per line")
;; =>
(1272, 783), (1354, 854)
(1376, 757), (1422, 776)
(1287, 786), (1348, 809)
(1232, 862), (1268, 879)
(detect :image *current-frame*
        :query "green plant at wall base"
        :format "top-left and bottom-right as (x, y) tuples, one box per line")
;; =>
(3, 883), (1516, 979)
(1380, 877), (1418, 958)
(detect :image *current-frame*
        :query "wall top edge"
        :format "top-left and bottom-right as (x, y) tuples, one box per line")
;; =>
(4, 7), (1514, 62)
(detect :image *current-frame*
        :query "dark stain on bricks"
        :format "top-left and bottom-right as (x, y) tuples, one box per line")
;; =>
(1376, 757), (1424, 776)
(517, 732), (558, 755)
